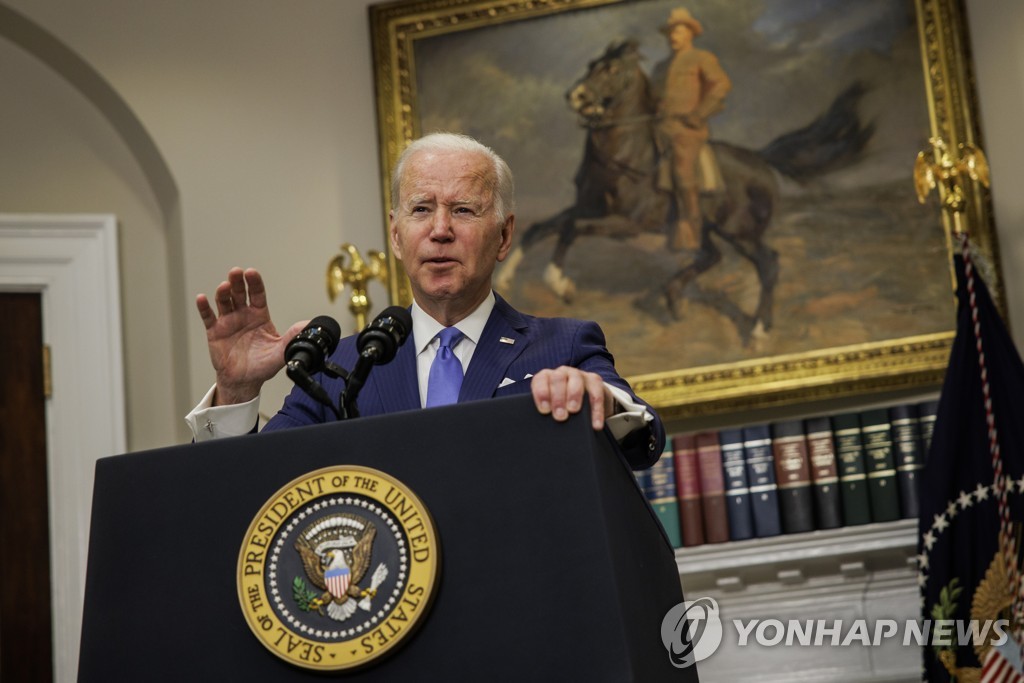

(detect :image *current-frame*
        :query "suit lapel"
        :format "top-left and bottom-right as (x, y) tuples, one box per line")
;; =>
(460, 295), (529, 402)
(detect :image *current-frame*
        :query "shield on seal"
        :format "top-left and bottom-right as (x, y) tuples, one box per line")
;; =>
(325, 564), (351, 599)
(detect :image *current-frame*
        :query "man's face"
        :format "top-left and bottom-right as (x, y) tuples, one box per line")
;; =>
(389, 148), (514, 315)
(668, 23), (694, 52)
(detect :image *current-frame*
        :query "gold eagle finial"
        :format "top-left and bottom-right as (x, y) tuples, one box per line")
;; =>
(326, 244), (389, 332)
(913, 137), (991, 233)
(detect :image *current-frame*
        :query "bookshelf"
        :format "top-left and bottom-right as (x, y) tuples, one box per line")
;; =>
(653, 390), (934, 681)
(675, 520), (920, 681)
(676, 518), (917, 592)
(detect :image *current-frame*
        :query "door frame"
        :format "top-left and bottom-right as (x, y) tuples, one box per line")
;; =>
(0, 214), (126, 681)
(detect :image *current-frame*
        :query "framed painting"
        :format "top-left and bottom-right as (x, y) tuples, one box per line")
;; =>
(369, 0), (1001, 419)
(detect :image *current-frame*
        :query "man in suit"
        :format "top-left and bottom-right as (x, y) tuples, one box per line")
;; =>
(187, 133), (663, 469)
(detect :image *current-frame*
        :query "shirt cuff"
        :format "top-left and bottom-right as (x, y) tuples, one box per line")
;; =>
(603, 383), (654, 441)
(184, 384), (260, 442)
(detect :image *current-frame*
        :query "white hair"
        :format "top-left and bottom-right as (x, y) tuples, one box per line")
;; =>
(390, 132), (516, 224)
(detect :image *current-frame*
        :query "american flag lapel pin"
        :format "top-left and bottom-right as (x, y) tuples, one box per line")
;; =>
(499, 336), (515, 344)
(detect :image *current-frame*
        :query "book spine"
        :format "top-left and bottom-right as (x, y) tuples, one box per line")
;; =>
(633, 467), (649, 498)
(833, 412), (871, 526)
(645, 444), (682, 547)
(695, 431), (729, 544)
(804, 416), (843, 529)
(917, 399), (939, 462)
(890, 404), (923, 519)
(742, 425), (781, 537)
(719, 428), (754, 541)
(860, 408), (900, 523)
(771, 420), (814, 534)
(671, 434), (705, 547)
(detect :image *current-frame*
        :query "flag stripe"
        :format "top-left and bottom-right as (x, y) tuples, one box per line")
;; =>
(982, 646), (1024, 683)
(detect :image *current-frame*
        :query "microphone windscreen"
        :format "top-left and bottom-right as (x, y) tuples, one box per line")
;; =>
(308, 315), (342, 353)
(377, 306), (412, 341)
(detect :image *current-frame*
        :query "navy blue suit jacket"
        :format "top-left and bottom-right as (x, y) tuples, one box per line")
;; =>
(264, 295), (663, 469)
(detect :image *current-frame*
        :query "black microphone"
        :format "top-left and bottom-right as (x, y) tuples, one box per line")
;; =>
(341, 306), (413, 419)
(285, 316), (342, 416)
(355, 306), (413, 364)
(285, 315), (341, 375)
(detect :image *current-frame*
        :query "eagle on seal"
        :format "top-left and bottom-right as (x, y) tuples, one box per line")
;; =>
(295, 514), (381, 622)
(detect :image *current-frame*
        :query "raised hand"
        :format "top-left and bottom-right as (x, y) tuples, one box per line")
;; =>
(195, 267), (307, 405)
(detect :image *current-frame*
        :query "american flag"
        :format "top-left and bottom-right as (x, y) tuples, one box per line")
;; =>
(919, 247), (1024, 681)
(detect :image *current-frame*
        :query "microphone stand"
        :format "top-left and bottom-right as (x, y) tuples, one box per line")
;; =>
(339, 348), (383, 420)
(288, 352), (382, 422)
(287, 361), (343, 421)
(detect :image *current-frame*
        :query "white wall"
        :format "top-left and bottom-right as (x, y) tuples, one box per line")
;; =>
(0, 0), (384, 448)
(2, 0), (1021, 451)
(966, 0), (1024, 325)
(0, 21), (177, 449)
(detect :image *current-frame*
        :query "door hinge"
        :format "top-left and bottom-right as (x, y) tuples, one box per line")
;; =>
(42, 343), (52, 399)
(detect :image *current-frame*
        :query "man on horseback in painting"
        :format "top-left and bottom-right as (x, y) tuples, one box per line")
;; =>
(495, 24), (873, 345)
(653, 7), (731, 252)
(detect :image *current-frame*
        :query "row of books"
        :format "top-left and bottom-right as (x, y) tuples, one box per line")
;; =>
(637, 399), (939, 548)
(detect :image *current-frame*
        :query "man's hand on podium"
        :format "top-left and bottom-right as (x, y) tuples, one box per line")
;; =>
(530, 365), (615, 431)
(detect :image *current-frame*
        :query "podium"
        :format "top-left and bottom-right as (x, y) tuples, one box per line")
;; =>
(79, 395), (693, 681)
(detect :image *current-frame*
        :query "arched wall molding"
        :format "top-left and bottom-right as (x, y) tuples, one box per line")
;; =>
(0, 3), (178, 219)
(0, 1), (192, 423)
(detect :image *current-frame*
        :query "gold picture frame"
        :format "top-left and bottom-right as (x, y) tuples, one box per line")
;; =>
(369, 0), (1001, 420)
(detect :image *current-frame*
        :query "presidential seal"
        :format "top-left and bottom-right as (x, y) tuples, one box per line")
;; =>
(237, 466), (440, 671)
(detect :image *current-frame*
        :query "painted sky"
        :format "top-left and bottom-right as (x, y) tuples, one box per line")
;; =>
(414, 0), (928, 220)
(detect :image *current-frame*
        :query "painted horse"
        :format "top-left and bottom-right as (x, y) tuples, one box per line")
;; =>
(495, 39), (873, 346)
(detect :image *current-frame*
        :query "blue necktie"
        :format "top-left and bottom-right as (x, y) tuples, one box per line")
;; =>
(425, 327), (464, 407)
